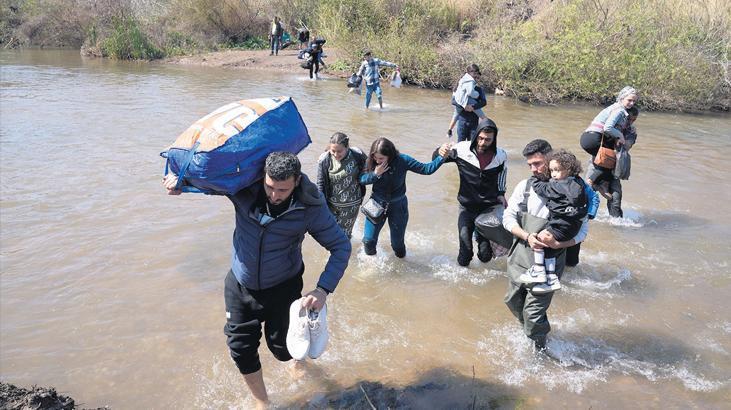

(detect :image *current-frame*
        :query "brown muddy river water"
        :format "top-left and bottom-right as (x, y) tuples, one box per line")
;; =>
(1, 49), (730, 409)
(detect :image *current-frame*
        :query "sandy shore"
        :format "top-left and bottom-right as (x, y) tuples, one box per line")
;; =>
(164, 48), (350, 79)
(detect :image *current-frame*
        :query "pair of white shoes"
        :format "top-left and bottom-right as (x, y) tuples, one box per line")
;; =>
(286, 298), (329, 360)
(519, 265), (562, 294)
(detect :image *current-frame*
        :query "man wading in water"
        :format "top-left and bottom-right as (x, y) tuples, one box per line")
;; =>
(435, 119), (512, 266)
(163, 152), (351, 409)
(502, 139), (588, 352)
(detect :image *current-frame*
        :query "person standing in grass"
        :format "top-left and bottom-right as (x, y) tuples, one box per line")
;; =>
(356, 50), (398, 109)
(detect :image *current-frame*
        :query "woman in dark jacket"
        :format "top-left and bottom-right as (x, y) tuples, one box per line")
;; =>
(316, 132), (366, 238)
(360, 137), (445, 257)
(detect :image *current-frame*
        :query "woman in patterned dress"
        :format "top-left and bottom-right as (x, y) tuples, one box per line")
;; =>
(316, 132), (367, 238)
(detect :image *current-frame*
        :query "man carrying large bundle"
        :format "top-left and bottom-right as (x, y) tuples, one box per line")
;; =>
(164, 152), (350, 409)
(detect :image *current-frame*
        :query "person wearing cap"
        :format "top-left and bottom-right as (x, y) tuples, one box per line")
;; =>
(436, 119), (509, 266)
(356, 50), (398, 109)
(450, 65), (487, 142)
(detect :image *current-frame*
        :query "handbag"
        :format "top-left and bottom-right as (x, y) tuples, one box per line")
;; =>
(593, 134), (617, 169)
(360, 197), (388, 224)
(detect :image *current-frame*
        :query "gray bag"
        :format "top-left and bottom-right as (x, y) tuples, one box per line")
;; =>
(614, 145), (631, 180)
(474, 205), (514, 248)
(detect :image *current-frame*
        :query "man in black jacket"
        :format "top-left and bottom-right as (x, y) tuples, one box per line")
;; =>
(435, 119), (510, 266)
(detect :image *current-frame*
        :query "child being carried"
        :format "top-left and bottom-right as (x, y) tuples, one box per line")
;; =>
(520, 149), (588, 294)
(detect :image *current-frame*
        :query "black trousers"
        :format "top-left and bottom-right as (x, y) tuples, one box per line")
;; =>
(309, 60), (320, 78)
(223, 269), (303, 374)
(457, 206), (492, 266)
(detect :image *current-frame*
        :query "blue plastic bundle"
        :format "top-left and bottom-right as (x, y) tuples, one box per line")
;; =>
(161, 97), (311, 194)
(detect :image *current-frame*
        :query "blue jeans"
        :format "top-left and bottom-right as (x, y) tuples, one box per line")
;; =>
(362, 197), (408, 257)
(270, 36), (281, 54)
(365, 83), (383, 108)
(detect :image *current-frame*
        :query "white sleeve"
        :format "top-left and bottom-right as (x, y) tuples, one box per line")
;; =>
(503, 179), (526, 233)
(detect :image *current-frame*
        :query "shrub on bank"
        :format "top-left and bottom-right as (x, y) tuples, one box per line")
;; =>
(101, 17), (163, 60)
(2, 0), (728, 110)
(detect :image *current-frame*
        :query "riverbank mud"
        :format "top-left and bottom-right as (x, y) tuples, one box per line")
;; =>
(164, 48), (349, 79)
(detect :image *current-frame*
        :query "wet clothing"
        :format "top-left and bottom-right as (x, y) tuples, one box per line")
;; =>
(317, 148), (367, 237)
(226, 174), (351, 292)
(503, 177), (588, 344)
(584, 161), (624, 218)
(531, 176), (588, 242)
(357, 57), (397, 108)
(308, 46), (324, 79)
(360, 153), (444, 256)
(224, 268), (302, 374)
(223, 173), (350, 375)
(452, 86), (486, 142)
(435, 121), (509, 265)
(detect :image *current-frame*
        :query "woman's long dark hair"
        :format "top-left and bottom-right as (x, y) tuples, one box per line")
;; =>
(366, 137), (399, 171)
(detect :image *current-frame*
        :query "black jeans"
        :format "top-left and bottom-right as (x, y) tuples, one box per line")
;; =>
(223, 268), (303, 374)
(457, 206), (492, 266)
(606, 177), (623, 217)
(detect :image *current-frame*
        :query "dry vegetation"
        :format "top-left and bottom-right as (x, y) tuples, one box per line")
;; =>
(2, 0), (729, 111)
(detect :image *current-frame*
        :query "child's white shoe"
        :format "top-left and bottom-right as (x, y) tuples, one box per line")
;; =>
(519, 265), (547, 284)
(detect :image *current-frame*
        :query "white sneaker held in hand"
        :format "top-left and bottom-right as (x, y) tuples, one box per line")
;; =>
(286, 298), (310, 360)
(307, 303), (329, 359)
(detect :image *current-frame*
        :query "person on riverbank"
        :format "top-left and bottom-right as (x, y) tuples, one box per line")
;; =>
(269, 16), (283, 56)
(297, 24), (310, 50)
(447, 64), (487, 141)
(580, 86), (638, 188)
(435, 119), (510, 266)
(163, 152), (351, 410)
(520, 149), (587, 294)
(360, 137), (446, 257)
(503, 139), (588, 352)
(317, 132), (367, 238)
(356, 50), (398, 110)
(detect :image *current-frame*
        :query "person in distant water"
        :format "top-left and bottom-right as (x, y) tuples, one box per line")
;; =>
(519, 149), (587, 294)
(356, 50), (398, 110)
(435, 119), (509, 266)
(269, 16), (283, 56)
(447, 64), (488, 142)
(502, 139), (588, 352)
(579, 86), (638, 188)
(163, 152), (351, 410)
(317, 132), (367, 238)
(307, 40), (326, 80)
(360, 137), (446, 257)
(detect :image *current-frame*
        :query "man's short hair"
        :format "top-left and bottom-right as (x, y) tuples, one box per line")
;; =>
(265, 152), (301, 181)
(522, 139), (552, 158)
(363, 50), (372, 58)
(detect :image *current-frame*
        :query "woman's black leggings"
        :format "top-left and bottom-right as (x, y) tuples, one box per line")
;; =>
(580, 131), (616, 157)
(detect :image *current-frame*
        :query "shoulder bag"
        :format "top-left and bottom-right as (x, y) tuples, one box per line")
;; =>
(593, 133), (617, 169)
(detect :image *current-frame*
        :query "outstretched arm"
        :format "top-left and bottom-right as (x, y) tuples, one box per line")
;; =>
(402, 154), (444, 175)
